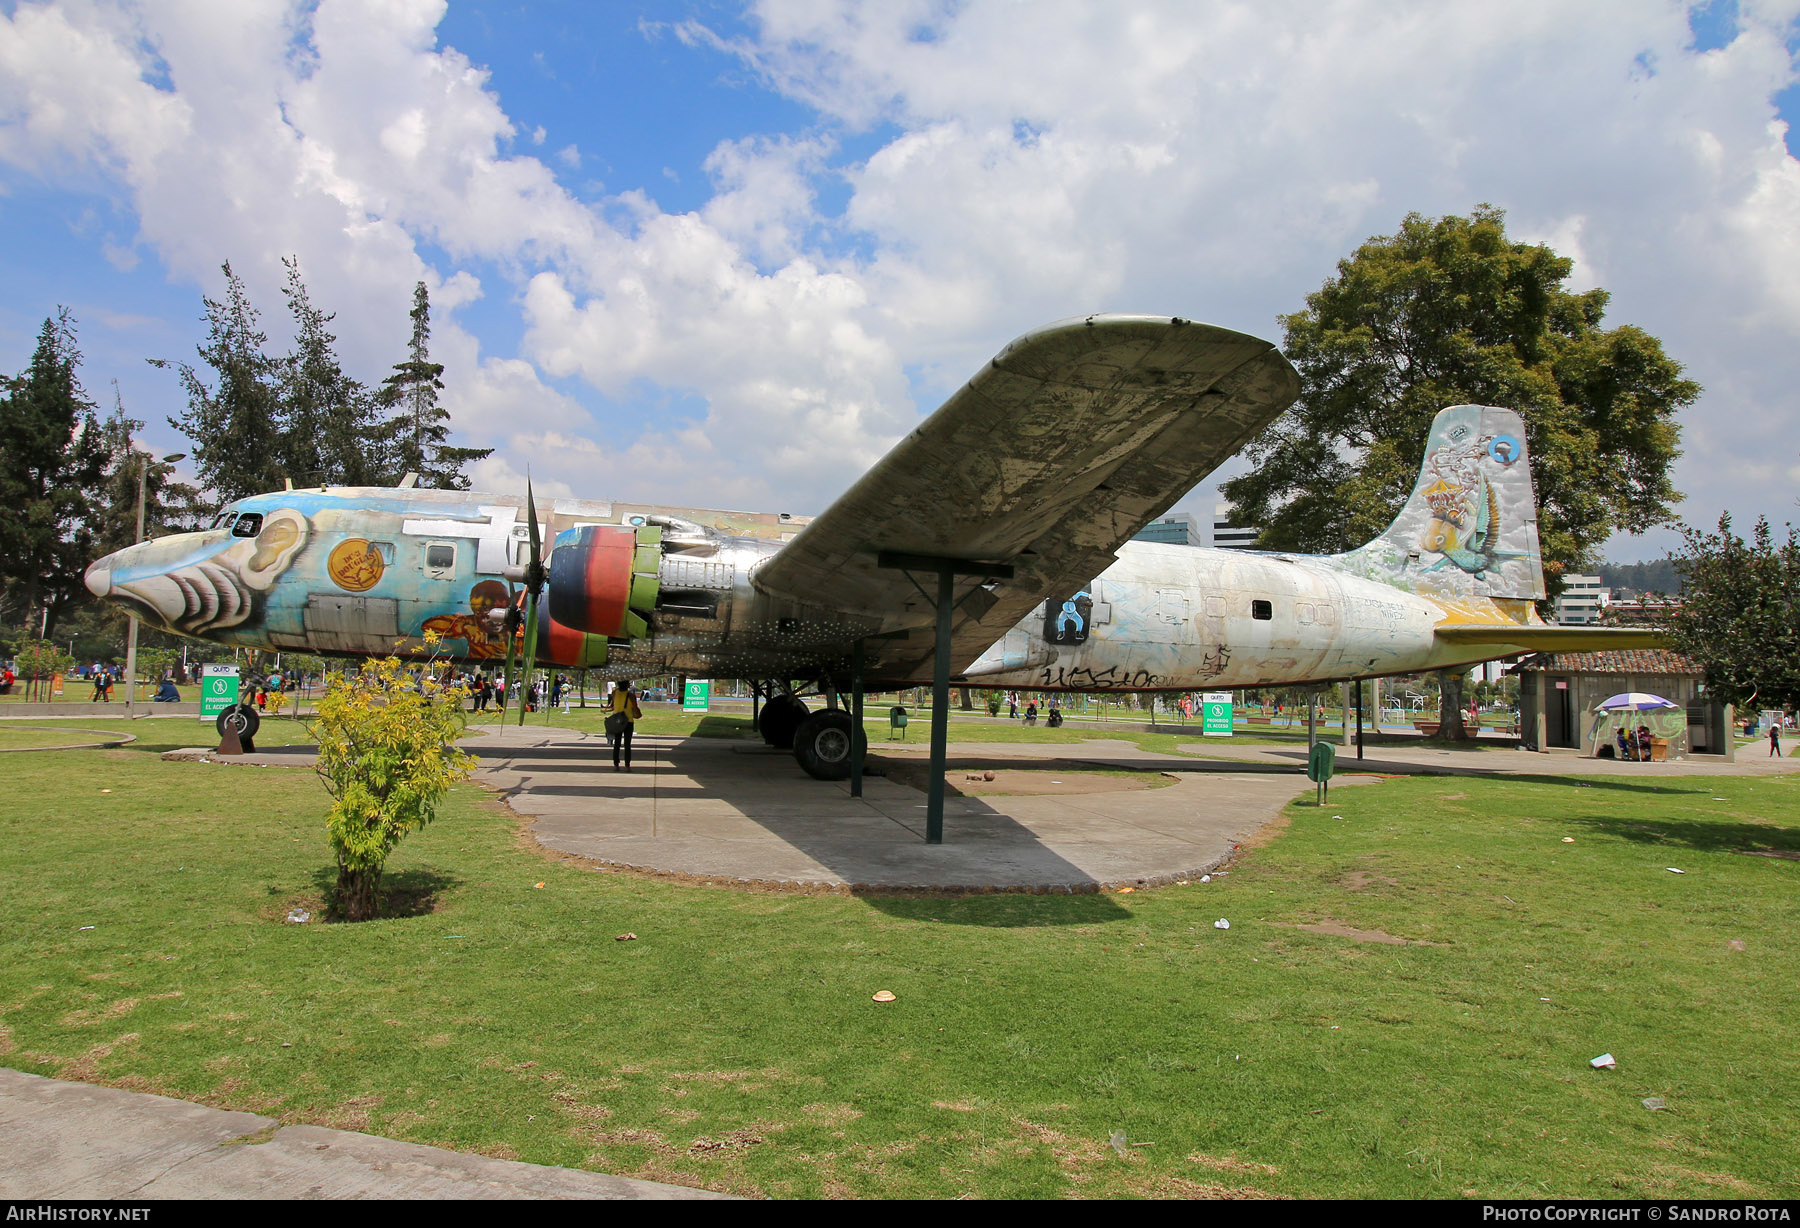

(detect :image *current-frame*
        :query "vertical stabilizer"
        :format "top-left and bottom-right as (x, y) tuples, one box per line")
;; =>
(1333, 405), (1546, 602)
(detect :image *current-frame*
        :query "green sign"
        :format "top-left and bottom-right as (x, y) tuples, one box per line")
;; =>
(682, 679), (711, 713)
(1201, 691), (1233, 737)
(200, 665), (239, 719)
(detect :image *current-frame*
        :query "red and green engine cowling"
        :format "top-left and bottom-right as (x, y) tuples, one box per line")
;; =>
(533, 524), (662, 668)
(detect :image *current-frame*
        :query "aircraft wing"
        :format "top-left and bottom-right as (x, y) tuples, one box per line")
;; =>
(1434, 624), (1670, 653)
(751, 315), (1300, 680)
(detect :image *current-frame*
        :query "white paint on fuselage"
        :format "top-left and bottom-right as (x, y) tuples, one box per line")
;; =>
(965, 541), (1482, 690)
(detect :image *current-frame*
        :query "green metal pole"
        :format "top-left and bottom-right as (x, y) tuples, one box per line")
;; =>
(850, 639), (865, 799)
(926, 566), (954, 844)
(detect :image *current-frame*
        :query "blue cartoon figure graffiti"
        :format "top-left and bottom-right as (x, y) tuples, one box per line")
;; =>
(1043, 589), (1094, 645)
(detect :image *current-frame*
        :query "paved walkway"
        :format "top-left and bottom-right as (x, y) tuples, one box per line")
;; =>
(0, 1067), (731, 1200)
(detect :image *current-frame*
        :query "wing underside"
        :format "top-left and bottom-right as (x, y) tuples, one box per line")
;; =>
(750, 315), (1301, 681)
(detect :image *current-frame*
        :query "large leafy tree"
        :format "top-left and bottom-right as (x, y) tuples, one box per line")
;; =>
(1666, 514), (1800, 711)
(1221, 207), (1699, 737)
(379, 281), (490, 490)
(0, 311), (110, 641)
(1225, 206), (1696, 576)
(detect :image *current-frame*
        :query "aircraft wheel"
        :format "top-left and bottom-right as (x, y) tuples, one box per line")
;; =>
(216, 703), (260, 740)
(759, 694), (808, 749)
(793, 709), (865, 781)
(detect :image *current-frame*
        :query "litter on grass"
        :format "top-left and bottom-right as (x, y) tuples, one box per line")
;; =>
(1200, 875), (1211, 883)
(1214, 919), (1231, 930)
(1563, 837), (1576, 843)
(1109, 1130), (1128, 1157)
(615, 932), (637, 941)
(1642, 1097), (1667, 1111)
(285, 909), (310, 924)
(872, 990), (896, 1003)
(1591, 1054), (1617, 1069)
(1667, 867), (1685, 874)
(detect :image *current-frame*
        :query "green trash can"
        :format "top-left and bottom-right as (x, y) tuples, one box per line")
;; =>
(889, 705), (909, 740)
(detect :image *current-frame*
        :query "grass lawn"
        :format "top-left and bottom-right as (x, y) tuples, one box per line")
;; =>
(1, 717), (1795, 1199)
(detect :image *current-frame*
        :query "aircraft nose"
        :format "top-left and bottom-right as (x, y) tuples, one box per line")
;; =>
(84, 556), (113, 599)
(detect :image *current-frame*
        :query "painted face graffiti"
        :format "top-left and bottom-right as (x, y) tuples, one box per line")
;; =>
(91, 509), (310, 635)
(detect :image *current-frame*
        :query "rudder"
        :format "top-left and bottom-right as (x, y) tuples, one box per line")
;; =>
(1333, 405), (1545, 602)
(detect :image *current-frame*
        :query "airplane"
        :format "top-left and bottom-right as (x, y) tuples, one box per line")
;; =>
(85, 314), (1658, 796)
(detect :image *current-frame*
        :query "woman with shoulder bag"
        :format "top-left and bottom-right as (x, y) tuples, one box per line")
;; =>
(606, 681), (643, 771)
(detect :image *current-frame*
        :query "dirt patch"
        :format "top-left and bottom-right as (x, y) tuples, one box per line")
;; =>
(1280, 919), (1445, 946)
(689, 1129), (764, 1155)
(1734, 848), (1800, 861)
(1189, 1152), (1279, 1176)
(1644, 1166), (1761, 1196)
(803, 1102), (864, 1126)
(1339, 872), (1400, 892)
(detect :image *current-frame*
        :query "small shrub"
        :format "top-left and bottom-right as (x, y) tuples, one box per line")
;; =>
(309, 652), (475, 921)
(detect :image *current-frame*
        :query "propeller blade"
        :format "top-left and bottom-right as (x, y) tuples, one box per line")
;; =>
(525, 476), (543, 580)
(500, 598), (520, 718)
(518, 590), (540, 726)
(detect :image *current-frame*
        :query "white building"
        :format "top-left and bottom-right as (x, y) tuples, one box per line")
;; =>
(1554, 574), (1609, 625)
(1212, 502), (1262, 550)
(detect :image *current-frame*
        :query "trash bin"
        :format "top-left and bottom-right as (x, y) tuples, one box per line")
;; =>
(889, 706), (909, 740)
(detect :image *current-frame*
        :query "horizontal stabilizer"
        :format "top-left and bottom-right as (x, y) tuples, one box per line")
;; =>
(1434, 624), (1669, 653)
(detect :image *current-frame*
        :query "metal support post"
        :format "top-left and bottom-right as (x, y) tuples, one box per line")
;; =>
(850, 639), (865, 799)
(1307, 690), (1318, 751)
(926, 566), (954, 844)
(875, 551), (1013, 845)
(1355, 678), (1365, 761)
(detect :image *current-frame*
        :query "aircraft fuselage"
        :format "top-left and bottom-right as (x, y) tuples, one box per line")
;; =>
(86, 485), (1519, 691)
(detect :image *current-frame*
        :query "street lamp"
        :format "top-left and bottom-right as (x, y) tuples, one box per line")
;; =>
(123, 451), (185, 711)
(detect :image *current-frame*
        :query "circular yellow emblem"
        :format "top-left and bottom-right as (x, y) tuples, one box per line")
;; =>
(327, 538), (385, 592)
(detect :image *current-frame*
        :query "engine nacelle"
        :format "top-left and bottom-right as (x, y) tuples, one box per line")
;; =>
(546, 524), (662, 637)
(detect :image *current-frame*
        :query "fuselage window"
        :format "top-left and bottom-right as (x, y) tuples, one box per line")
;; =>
(424, 542), (456, 579)
(1251, 599), (1273, 621)
(231, 513), (264, 539)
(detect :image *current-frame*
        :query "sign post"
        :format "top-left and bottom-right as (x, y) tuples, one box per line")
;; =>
(682, 679), (711, 713)
(1201, 691), (1234, 737)
(200, 664), (240, 722)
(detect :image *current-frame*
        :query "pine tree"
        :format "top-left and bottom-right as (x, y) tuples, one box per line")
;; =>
(0, 310), (109, 639)
(378, 282), (490, 489)
(155, 262), (287, 505)
(280, 257), (385, 488)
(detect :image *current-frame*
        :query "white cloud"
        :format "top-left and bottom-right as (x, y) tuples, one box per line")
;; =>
(4, 0), (1800, 552)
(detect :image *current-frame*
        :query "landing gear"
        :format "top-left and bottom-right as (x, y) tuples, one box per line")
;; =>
(793, 709), (866, 781)
(216, 703), (260, 741)
(758, 693), (808, 749)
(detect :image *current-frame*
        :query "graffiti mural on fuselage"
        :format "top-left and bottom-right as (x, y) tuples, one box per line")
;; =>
(88, 487), (804, 664)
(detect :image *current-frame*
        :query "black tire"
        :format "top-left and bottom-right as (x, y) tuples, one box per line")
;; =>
(216, 703), (260, 739)
(793, 709), (865, 781)
(759, 694), (808, 749)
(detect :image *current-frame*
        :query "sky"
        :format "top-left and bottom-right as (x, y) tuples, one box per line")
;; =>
(3, 0), (1799, 565)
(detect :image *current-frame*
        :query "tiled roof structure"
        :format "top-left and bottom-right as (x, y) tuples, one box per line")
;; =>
(1511, 649), (1699, 675)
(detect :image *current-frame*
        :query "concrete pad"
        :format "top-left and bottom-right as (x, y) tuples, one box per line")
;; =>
(457, 725), (1326, 891)
(0, 1069), (729, 1200)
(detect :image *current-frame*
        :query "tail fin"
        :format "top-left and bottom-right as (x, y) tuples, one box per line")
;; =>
(1333, 404), (1546, 602)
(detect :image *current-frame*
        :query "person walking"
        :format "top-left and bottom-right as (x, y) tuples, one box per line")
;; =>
(607, 680), (643, 771)
(1772, 720), (1783, 758)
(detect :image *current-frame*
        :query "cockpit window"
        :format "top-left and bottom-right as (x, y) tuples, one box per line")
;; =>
(212, 510), (238, 531)
(231, 513), (264, 539)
